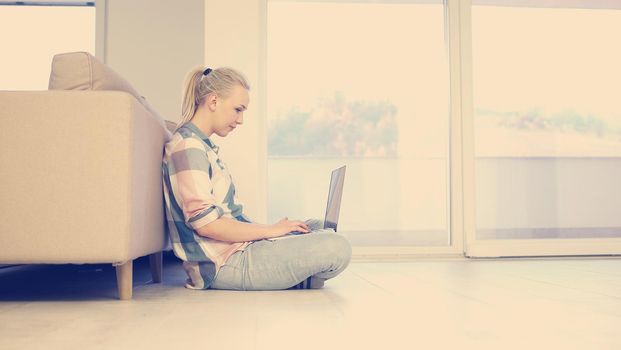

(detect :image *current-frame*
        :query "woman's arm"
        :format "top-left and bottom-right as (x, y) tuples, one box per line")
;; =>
(195, 217), (310, 243)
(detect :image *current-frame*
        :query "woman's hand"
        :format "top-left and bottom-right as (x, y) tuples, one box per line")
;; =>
(267, 217), (311, 238)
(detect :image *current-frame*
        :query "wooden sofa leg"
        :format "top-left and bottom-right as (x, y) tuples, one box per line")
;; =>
(115, 260), (133, 300)
(149, 251), (163, 283)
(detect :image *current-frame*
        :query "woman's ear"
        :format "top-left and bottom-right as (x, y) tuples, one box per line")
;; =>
(206, 93), (218, 111)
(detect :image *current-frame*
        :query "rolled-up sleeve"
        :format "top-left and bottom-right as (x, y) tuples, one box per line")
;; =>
(168, 138), (224, 230)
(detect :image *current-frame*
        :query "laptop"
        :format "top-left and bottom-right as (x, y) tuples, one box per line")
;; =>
(269, 165), (346, 240)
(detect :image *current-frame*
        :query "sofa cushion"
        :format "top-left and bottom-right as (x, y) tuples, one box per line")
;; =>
(48, 51), (172, 140)
(49, 51), (140, 95)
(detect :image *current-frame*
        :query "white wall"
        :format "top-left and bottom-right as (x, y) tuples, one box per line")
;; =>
(104, 0), (204, 122)
(103, 0), (266, 222)
(204, 0), (267, 223)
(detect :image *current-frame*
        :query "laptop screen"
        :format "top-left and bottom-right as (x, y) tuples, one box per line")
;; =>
(323, 166), (346, 231)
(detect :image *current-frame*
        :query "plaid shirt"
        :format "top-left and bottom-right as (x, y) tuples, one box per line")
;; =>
(162, 122), (251, 289)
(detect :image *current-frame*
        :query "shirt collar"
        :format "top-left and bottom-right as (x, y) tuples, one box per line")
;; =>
(183, 122), (219, 153)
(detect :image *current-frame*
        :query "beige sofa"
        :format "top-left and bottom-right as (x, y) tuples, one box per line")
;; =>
(0, 52), (172, 300)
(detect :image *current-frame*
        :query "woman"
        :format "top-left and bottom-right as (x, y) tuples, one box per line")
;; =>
(162, 67), (352, 290)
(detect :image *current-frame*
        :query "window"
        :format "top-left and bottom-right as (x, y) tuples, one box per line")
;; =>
(0, 1), (96, 90)
(472, 0), (621, 240)
(473, 2), (621, 158)
(267, 0), (450, 246)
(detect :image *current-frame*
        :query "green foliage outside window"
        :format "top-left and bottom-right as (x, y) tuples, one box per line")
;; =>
(476, 108), (618, 138)
(268, 92), (399, 157)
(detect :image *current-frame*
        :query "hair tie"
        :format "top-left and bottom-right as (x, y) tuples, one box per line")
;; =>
(203, 68), (212, 76)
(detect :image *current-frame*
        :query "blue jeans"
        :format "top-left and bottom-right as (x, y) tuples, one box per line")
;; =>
(211, 231), (352, 290)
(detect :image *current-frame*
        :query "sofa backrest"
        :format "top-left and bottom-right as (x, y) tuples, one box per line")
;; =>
(48, 51), (172, 141)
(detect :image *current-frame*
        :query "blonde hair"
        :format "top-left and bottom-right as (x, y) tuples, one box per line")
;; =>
(176, 66), (250, 132)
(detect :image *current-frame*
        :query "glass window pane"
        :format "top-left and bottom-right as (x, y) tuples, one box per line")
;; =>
(0, 5), (96, 90)
(472, 2), (621, 240)
(267, 1), (450, 247)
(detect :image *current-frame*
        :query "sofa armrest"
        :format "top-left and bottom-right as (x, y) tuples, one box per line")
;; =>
(0, 90), (167, 264)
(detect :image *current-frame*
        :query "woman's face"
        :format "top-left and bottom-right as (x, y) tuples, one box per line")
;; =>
(211, 84), (249, 137)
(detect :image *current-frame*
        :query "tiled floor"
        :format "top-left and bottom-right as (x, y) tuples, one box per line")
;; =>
(1, 254), (620, 350)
